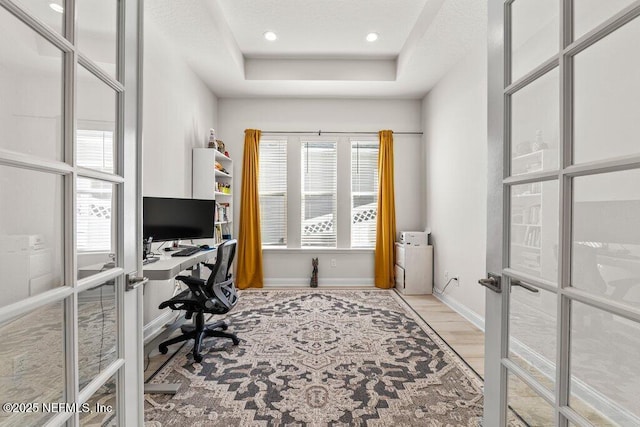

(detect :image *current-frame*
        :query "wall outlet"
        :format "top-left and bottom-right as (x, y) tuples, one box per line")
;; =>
(13, 354), (28, 376)
(330, 258), (337, 268)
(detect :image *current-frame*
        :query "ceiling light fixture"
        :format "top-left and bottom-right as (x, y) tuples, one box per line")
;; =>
(49, 3), (64, 13)
(366, 32), (379, 42)
(264, 31), (278, 41)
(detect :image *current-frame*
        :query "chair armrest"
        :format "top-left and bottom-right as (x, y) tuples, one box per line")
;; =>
(175, 275), (208, 303)
(175, 275), (205, 287)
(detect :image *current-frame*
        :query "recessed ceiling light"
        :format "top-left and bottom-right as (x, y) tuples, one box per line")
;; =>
(49, 3), (64, 13)
(366, 32), (379, 42)
(264, 31), (277, 41)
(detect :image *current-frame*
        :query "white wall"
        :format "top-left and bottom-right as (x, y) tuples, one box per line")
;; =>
(143, 19), (218, 199)
(422, 43), (488, 319)
(141, 19), (219, 332)
(218, 98), (424, 285)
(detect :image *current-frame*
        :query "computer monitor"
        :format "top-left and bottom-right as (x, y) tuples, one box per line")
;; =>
(143, 197), (215, 242)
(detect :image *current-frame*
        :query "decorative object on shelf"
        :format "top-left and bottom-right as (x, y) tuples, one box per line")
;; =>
(216, 140), (225, 154)
(310, 258), (318, 288)
(208, 129), (217, 149)
(532, 130), (549, 151)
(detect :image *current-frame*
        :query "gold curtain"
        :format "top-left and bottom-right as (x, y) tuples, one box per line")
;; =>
(375, 130), (397, 289)
(236, 129), (264, 289)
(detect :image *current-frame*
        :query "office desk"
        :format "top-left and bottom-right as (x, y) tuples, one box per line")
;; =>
(142, 247), (218, 394)
(143, 247), (217, 280)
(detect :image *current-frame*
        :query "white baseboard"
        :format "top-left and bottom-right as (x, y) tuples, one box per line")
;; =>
(433, 292), (485, 332)
(143, 311), (177, 343)
(264, 277), (375, 287)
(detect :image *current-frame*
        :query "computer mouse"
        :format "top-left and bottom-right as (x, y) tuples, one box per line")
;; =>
(200, 244), (210, 250)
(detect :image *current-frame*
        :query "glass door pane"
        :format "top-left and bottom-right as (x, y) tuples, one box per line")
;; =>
(511, 0), (559, 82)
(574, 0), (637, 39)
(78, 282), (118, 391)
(574, 17), (640, 164)
(509, 285), (557, 391)
(511, 69), (560, 175)
(0, 7), (64, 162)
(510, 181), (558, 282)
(570, 301), (640, 425)
(76, 178), (117, 278)
(507, 371), (555, 426)
(77, 0), (119, 79)
(0, 301), (65, 426)
(12, 0), (65, 36)
(572, 169), (640, 308)
(0, 166), (64, 308)
(77, 66), (117, 174)
(80, 373), (118, 426)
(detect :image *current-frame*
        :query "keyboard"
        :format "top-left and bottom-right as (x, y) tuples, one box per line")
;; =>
(171, 247), (202, 257)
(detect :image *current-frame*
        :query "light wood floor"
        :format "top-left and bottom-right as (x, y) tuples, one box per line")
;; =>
(400, 293), (485, 377)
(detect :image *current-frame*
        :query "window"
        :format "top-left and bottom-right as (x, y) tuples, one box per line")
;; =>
(301, 141), (337, 247)
(351, 141), (379, 247)
(259, 140), (287, 246)
(76, 130), (115, 252)
(258, 137), (379, 249)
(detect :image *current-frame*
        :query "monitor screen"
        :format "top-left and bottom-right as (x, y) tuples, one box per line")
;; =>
(143, 197), (215, 242)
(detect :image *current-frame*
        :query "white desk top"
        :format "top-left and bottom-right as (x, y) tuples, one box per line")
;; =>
(143, 247), (218, 281)
(78, 246), (219, 281)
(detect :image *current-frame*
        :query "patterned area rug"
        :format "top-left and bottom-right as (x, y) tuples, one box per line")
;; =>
(144, 289), (485, 426)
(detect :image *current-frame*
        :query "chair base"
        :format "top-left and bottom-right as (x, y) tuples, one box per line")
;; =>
(158, 314), (239, 363)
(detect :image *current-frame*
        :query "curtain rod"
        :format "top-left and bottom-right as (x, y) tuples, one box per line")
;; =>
(260, 130), (423, 136)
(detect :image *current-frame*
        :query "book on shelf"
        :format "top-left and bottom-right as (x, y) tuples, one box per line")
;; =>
(524, 227), (540, 247)
(527, 204), (541, 224)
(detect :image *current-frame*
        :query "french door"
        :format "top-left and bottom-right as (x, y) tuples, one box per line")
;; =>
(0, 0), (143, 425)
(485, 0), (640, 425)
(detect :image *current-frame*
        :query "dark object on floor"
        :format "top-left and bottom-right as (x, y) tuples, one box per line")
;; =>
(310, 257), (318, 288)
(158, 239), (239, 362)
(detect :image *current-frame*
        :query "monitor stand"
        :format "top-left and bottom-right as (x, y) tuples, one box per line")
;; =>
(170, 240), (199, 250)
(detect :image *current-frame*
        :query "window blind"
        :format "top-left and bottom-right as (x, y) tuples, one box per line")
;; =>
(301, 141), (337, 247)
(351, 141), (379, 248)
(259, 140), (287, 246)
(76, 130), (114, 173)
(76, 130), (115, 252)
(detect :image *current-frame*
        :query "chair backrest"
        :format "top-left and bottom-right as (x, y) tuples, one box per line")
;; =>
(204, 239), (238, 312)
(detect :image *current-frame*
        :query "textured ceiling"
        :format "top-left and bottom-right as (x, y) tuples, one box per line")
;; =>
(145, 0), (487, 98)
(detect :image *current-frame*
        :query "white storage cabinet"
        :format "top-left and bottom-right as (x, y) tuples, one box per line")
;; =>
(394, 242), (433, 295)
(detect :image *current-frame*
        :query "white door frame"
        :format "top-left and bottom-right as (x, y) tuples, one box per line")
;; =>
(485, 0), (640, 425)
(0, 0), (144, 425)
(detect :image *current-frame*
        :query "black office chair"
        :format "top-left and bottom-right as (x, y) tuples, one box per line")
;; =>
(158, 239), (240, 362)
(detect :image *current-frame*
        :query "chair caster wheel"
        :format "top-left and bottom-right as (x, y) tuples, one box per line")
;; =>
(159, 345), (168, 355)
(194, 354), (203, 363)
(232, 338), (240, 346)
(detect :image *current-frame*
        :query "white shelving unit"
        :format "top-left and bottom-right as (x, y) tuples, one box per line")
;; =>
(510, 149), (556, 279)
(193, 148), (233, 243)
